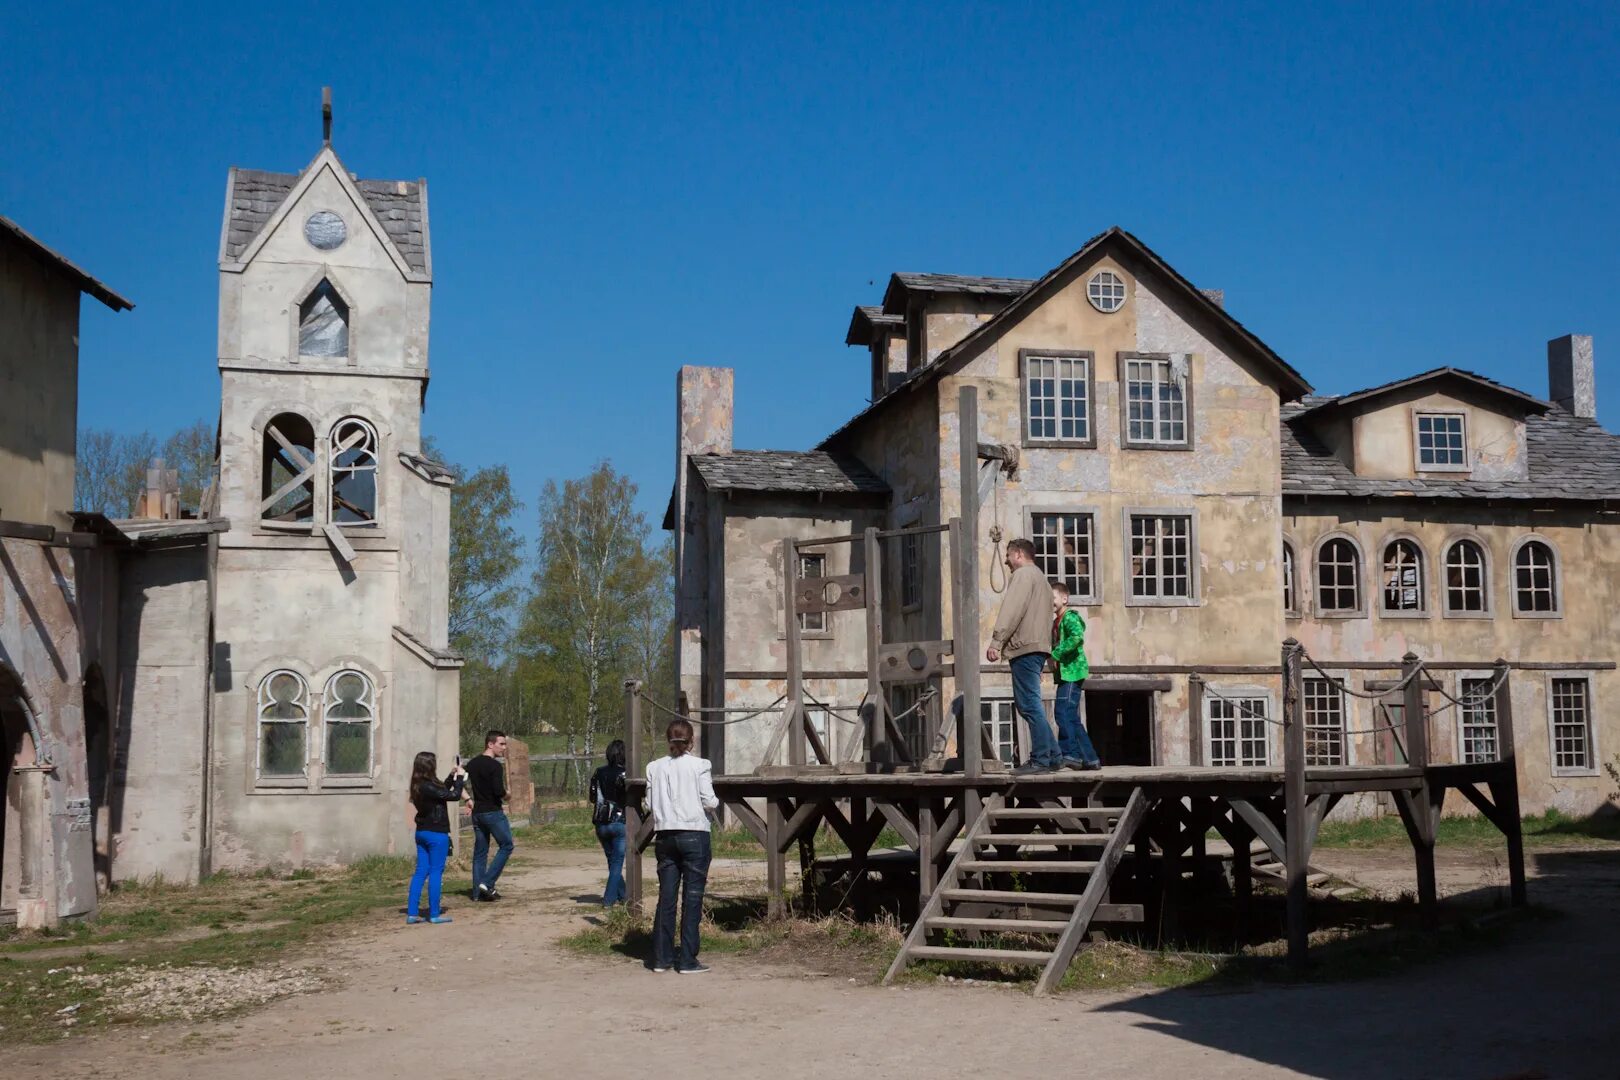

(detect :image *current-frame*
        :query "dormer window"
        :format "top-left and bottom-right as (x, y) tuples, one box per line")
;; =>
(299, 279), (349, 358)
(1415, 411), (1467, 471)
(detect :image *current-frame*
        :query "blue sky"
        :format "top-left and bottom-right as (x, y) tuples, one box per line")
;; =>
(6, 2), (1620, 530)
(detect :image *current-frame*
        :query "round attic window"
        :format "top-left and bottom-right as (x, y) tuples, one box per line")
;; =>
(1087, 270), (1126, 313)
(304, 211), (347, 251)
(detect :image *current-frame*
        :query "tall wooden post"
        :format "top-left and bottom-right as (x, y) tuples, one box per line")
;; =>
(1492, 659), (1527, 907)
(956, 387), (984, 822)
(783, 536), (804, 767)
(1401, 651), (1438, 929)
(1187, 674), (1205, 767)
(623, 679), (645, 914)
(1282, 638), (1308, 972)
(863, 525), (884, 763)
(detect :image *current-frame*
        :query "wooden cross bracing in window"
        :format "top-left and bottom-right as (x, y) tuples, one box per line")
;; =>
(262, 421), (317, 521)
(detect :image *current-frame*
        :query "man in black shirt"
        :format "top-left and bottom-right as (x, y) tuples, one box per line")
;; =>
(466, 730), (515, 901)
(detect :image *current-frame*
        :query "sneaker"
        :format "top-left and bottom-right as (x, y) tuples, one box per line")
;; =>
(476, 883), (493, 901)
(651, 964), (673, 973)
(428, 915), (453, 924)
(1013, 761), (1058, 776)
(677, 963), (711, 974)
(1063, 757), (1103, 772)
(406, 915), (422, 925)
(485, 889), (502, 902)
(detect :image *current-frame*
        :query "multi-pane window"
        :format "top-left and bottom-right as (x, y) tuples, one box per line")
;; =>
(329, 417), (379, 525)
(1032, 512), (1095, 600)
(1207, 694), (1270, 767)
(900, 531), (923, 610)
(1024, 354), (1091, 443)
(1129, 514), (1192, 600)
(1087, 270), (1126, 313)
(1282, 541), (1298, 614)
(1459, 678), (1499, 764)
(797, 552), (827, 632)
(1416, 413), (1466, 468)
(1302, 677), (1346, 766)
(324, 669), (375, 776)
(1550, 678), (1593, 772)
(257, 670), (309, 778)
(1124, 357), (1188, 446)
(1514, 540), (1558, 614)
(1316, 538), (1362, 613)
(1444, 540), (1488, 613)
(981, 698), (1018, 766)
(1381, 539), (1425, 613)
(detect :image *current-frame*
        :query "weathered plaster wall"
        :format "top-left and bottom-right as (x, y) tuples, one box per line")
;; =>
(923, 295), (1008, 364)
(112, 546), (209, 884)
(1288, 501), (1620, 816)
(675, 367), (734, 717)
(1335, 389), (1529, 481)
(0, 237), (80, 528)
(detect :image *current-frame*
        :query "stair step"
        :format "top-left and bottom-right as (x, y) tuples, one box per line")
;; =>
(977, 832), (1108, 846)
(906, 945), (1052, 966)
(991, 806), (1128, 820)
(926, 916), (1070, 933)
(939, 888), (1080, 905)
(961, 859), (1100, 873)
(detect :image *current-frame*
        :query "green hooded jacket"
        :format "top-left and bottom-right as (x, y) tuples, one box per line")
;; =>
(1052, 608), (1088, 683)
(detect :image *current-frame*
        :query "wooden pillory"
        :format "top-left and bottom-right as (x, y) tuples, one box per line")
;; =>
(624, 386), (1530, 979)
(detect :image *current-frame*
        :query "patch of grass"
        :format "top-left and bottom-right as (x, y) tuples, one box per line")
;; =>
(1316, 808), (1620, 850)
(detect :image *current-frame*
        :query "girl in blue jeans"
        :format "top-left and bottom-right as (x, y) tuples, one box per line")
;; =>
(406, 751), (465, 924)
(590, 739), (629, 906)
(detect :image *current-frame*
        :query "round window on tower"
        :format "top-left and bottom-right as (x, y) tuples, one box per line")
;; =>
(1087, 270), (1126, 313)
(304, 211), (348, 251)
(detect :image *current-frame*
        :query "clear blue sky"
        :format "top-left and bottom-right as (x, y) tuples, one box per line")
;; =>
(6, 2), (1620, 530)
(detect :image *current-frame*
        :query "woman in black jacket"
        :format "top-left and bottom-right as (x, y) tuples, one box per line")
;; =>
(406, 751), (465, 924)
(589, 739), (628, 906)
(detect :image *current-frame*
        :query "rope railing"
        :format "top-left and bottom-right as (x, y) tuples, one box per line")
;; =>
(635, 692), (787, 727)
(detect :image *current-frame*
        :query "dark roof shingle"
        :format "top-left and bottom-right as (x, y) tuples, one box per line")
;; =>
(690, 450), (890, 496)
(224, 166), (429, 275)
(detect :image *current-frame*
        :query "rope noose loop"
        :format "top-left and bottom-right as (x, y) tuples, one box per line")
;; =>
(987, 465), (1008, 594)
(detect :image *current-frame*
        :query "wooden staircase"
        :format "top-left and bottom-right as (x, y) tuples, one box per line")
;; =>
(883, 787), (1149, 996)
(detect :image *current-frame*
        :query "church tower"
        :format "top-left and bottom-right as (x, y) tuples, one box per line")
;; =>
(208, 92), (460, 868)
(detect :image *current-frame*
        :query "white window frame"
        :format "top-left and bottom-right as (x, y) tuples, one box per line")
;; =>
(1302, 676), (1348, 766)
(1124, 509), (1197, 607)
(322, 668), (377, 781)
(1021, 350), (1095, 448)
(1379, 536), (1428, 617)
(1510, 536), (1562, 619)
(1121, 354), (1190, 449)
(804, 705), (833, 763)
(1442, 537), (1492, 618)
(1455, 672), (1500, 765)
(1547, 674), (1598, 777)
(1314, 533), (1365, 618)
(255, 669), (311, 783)
(1413, 410), (1469, 472)
(980, 697), (1019, 767)
(328, 416), (381, 528)
(1204, 686), (1273, 767)
(1028, 507), (1100, 605)
(796, 551), (829, 635)
(1282, 539), (1299, 617)
(1087, 270), (1127, 313)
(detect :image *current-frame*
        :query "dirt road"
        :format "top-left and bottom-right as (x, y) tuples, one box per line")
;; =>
(13, 844), (1620, 1080)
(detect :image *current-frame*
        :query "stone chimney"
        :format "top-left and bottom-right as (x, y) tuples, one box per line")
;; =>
(673, 366), (733, 754)
(134, 457), (181, 520)
(1548, 334), (1595, 418)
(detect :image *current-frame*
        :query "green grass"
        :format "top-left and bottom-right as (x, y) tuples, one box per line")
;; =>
(1316, 808), (1620, 850)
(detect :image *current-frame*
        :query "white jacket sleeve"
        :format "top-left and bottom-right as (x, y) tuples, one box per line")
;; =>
(698, 759), (719, 810)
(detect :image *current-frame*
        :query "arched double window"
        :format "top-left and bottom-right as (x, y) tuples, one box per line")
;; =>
(261, 412), (317, 523)
(257, 670), (310, 777)
(1444, 539), (1490, 613)
(1316, 537), (1363, 614)
(329, 417), (379, 526)
(1381, 539), (1426, 614)
(1513, 539), (1560, 615)
(324, 669), (376, 776)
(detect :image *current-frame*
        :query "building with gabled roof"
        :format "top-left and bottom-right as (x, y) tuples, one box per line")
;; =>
(669, 227), (1619, 819)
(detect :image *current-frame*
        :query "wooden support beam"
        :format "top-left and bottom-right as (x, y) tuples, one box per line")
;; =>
(727, 798), (768, 847)
(876, 801), (920, 848)
(1282, 638), (1309, 972)
(776, 799), (824, 853)
(623, 681), (645, 914)
(785, 536), (804, 768)
(1401, 651), (1439, 930)
(1187, 674), (1205, 767)
(766, 798), (788, 917)
(918, 800), (939, 907)
(1491, 660), (1528, 907)
(957, 387), (984, 817)
(859, 525), (884, 763)
(1229, 798), (1286, 863)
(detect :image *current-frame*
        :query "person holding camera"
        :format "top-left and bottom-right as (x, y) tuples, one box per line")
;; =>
(645, 718), (718, 973)
(406, 751), (465, 924)
(589, 739), (629, 907)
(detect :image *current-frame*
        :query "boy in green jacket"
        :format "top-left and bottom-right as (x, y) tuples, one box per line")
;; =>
(1051, 581), (1101, 770)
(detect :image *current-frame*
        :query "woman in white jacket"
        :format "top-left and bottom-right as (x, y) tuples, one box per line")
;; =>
(644, 718), (719, 973)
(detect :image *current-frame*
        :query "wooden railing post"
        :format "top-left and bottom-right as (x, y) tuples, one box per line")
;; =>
(1282, 638), (1308, 973)
(623, 678), (645, 914)
(956, 386), (983, 823)
(1401, 651), (1438, 929)
(784, 536), (805, 768)
(863, 525), (884, 764)
(1493, 659), (1527, 907)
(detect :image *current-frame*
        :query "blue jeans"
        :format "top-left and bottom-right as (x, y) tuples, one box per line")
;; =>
(408, 830), (451, 917)
(472, 811), (515, 893)
(1011, 652), (1061, 767)
(1055, 679), (1101, 765)
(597, 820), (627, 906)
(654, 830), (711, 970)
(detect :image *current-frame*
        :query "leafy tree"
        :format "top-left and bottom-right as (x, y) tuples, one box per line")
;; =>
(160, 420), (217, 511)
(445, 462), (524, 660)
(76, 420), (216, 517)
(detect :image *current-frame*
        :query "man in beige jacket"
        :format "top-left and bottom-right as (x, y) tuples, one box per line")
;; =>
(986, 538), (1061, 773)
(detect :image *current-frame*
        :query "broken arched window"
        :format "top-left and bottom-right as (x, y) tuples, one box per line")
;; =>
(329, 417), (379, 525)
(298, 279), (349, 358)
(261, 413), (317, 524)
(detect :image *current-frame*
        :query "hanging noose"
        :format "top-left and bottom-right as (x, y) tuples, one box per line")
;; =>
(987, 468), (1008, 594)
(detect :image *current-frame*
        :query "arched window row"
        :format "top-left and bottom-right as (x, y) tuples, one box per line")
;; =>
(260, 414), (380, 527)
(1285, 535), (1560, 619)
(255, 668), (377, 779)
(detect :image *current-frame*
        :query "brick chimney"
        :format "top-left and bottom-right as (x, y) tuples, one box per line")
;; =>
(1548, 334), (1595, 418)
